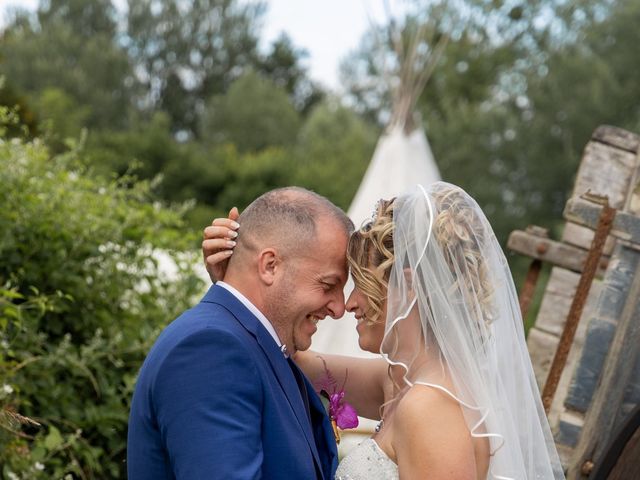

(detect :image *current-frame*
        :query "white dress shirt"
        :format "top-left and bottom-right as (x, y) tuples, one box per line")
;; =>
(216, 281), (286, 355)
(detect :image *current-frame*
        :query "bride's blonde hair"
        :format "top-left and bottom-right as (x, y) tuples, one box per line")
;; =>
(347, 199), (395, 325)
(347, 188), (494, 328)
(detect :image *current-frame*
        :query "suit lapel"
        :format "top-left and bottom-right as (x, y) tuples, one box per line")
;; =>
(203, 285), (328, 478)
(305, 371), (339, 479)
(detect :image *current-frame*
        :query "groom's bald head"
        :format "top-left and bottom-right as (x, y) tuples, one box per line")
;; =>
(224, 186), (352, 353)
(229, 187), (353, 264)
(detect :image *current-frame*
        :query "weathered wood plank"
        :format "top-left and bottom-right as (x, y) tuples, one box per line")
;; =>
(562, 139), (636, 251)
(608, 425), (640, 480)
(565, 245), (640, 415)
(527, 327), (560, 388)
(508, 229), (612, 275)
(625, 150), (640, 215)
(629, 183), (640, 215)
(560, 223), (618, 255)
(589, 406), (640, 480)
(534, 268), (601, 337)
(564, 198), (640, 246)
(564, 318), (616, 413)
(571, 141), (636, 207)
(527, 273), (595, 421)
(592, 125), (640, 153)
(508, 230), (587, 272)
(569, 253), (640, 478)
(555, 411), (585, 448)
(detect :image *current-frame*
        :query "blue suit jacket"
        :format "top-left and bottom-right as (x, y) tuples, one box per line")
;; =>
(127, 285), (338, 479)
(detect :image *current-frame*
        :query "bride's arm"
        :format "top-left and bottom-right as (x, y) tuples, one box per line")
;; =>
(294, 350), (387, 420)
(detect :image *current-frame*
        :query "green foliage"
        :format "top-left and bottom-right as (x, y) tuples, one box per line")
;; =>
(258, 34), (326, 115)
(34, 88), (91, 153)
(294, 101), (378, 210)
(0, 6), (132, 132)
(340, 0), (638, 246)
(0, 112), (204, 478)
(212, 146), (297, 208)
(202, 71), (302, 152)
(126, 0), (266, 135)
(87, 113), (184, 180)
(0, 79), (37, 138)
(37, 0), (119, 38)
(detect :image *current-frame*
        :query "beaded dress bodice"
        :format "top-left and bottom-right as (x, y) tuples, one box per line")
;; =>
(335, 438), (399, 480)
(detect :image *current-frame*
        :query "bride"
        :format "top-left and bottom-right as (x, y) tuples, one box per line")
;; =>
(203, 182), (565, 479)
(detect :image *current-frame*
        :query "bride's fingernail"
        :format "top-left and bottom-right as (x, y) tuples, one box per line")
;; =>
(226, 240), (236, 247)
(228, 230), (238, 238)
(225, 250), (234, 256)
(230, 221), (240, 229)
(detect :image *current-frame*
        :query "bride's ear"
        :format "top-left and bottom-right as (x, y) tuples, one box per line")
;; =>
(402, 267), (418, 303)
(403, 267), (413, 288)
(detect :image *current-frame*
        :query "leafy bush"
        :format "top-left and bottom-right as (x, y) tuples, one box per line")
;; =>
(0, 108), (205, 479)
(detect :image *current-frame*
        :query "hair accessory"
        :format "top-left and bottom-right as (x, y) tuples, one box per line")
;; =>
(370, 199), (384, 225)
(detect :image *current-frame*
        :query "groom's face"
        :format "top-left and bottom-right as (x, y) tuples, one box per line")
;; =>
(269, 216), (349, 353)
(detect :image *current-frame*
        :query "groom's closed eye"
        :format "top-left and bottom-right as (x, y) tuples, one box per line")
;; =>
(321, 282), (337, 291)
(317, 276), (340, 291)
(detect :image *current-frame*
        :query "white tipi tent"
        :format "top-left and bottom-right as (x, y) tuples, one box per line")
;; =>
(310, 13), (447, 449)
(311, 126), (439, 358)
(312, 16), (447, 358)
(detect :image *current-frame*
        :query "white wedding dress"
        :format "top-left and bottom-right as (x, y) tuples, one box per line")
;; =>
(335, 438), (399, 480)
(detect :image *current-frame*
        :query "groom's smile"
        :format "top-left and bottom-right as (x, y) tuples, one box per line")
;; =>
(268, 215), (349, 354)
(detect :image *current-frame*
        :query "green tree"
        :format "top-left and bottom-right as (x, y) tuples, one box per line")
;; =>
(213, 147), (298, 209)
(201, 71), (302, 152)
(258, 33), (325, 115)
(294, 101), (378, 210)
(0, 108), (204, 478)
(0, 78), (37, 138)
(126, 0), (266, 136)
(0, 1), (133, 132)
(34, 88), (91, 152)
(87, 112), (181, 180)
(449, 0), (640, 238)
(36, 0), (118, 38)
(507, 0), (640, 221)
(86, 113), (227, 228)
(339, 0), (628, 243)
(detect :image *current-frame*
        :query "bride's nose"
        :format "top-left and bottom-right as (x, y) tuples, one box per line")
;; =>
(345, 289), (358, 313)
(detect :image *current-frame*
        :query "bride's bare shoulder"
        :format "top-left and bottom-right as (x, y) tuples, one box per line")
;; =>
(394, 383), (472, 440)
(398, 383), (461, 412)
(392, 384), (477, 478)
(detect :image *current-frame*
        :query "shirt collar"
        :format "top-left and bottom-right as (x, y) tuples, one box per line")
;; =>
(216, 281), (288, 356)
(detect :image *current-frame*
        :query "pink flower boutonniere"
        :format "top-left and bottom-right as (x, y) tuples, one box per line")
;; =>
(314, 357), (358, 444)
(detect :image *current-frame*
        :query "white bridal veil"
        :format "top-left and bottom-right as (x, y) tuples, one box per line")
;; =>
(381, 183), (565, 479)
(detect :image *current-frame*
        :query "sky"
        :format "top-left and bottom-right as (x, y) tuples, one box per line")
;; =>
(0, 0), (390, 91)
(261, 0), (388, 90)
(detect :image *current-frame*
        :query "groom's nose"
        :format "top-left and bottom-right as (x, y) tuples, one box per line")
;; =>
(326, 291), (346, 319)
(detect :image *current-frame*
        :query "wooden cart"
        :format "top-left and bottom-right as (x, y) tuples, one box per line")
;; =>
(508, 126), (640, 479)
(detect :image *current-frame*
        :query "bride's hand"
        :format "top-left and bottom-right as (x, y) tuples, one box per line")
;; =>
(202, 207), (240, 283)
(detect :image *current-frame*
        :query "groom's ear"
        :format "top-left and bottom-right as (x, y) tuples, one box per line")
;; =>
(257, 248), (280, 286)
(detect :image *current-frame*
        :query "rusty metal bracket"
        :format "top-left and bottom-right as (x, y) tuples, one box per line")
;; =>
(541, 199), (617, 413)
(519, 259), (542, 322)
(514, 226), (548, 321)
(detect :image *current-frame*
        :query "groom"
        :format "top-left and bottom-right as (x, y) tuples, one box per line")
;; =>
(127, 187), (353, 479)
